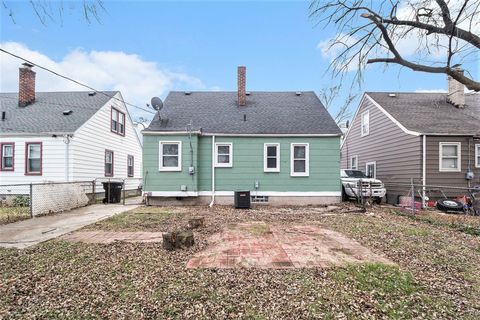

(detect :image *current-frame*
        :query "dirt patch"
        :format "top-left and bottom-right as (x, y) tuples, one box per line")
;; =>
(187, 222), (392, 269)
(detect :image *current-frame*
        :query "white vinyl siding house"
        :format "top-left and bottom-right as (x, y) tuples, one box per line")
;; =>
(70, 92), (142, 190)
(0, 91), (142, 190)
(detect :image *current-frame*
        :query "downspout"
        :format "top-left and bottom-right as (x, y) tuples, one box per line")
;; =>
(209, 135), (216, 207)
(63, 135), (71, 182)
(422, 135), (426, 209)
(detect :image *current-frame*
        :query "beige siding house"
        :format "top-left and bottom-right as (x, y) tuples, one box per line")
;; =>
(341, 77), (480, 204)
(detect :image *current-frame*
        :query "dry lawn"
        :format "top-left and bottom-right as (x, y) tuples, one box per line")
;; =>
(1, 204), (479, 319)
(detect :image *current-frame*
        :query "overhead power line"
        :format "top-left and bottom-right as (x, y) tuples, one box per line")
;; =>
(0, 47), (156, 115)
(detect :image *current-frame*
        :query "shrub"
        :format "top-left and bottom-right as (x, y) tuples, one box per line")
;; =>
(13, 195), (30, 207)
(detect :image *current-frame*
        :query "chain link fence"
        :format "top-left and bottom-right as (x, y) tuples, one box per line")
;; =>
(0, 184), (31, 224)
(383, 180), (480, 214)
(0, 178), (142, 223)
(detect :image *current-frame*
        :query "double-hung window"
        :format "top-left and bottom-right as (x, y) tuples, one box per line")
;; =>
(291, 143), (309, 176)
(127, 155), (134, 177)
(160, 141), (182, 171)
(361, 110), (370, 136)
(350, 155), (358, 170)
(214, 143), (233, 167)
(366, 161), (376, 178)
(439, 142), (461, 172)
(1, 143), (14, 171)
(476, 144), (480, 168)
(105, 150), (114, 176)
(111, 107), (125, 135)
(264, 143), (280, 172)
(25, 142), (42, 175)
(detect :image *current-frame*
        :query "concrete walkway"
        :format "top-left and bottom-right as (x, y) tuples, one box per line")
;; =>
(0, 199), (141, 249)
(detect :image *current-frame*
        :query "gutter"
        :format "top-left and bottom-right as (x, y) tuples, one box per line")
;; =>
(142, 131), (341, 137)
(0, 132), (74, 137)
(209, 135), (216, 207)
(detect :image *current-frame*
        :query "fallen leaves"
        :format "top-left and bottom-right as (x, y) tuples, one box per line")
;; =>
(0, 204), (479, 319)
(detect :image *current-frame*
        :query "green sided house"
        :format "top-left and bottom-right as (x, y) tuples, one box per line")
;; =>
(142, 67), (342, 206)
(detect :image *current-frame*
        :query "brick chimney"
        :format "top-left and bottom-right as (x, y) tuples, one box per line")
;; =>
(237, 66), (246, 106)
(447, 68), (465, 108)
(18, 63), (36, 107)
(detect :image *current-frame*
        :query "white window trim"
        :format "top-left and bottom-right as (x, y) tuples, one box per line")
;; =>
(290, 143), (309, 177)
(159, 141), (182, 171)
(365, 161), (376, 178)
(439, 142), (461, 172)
(264, 143), (280, 172)
(214, 142), (233, 168)
(350, 155), (358, 170)
(475, 144), (480, 168)
(361, 110), (370, 137)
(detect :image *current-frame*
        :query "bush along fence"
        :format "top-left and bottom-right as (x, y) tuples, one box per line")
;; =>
(0, 178), (142, 220)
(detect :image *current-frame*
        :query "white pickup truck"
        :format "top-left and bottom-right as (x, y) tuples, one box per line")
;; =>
(341, 169), (386, 204)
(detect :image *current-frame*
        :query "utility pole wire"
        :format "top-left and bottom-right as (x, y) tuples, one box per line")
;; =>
(0, 48), (156, 115)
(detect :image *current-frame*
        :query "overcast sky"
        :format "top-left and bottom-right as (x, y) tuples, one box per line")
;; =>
(1, 1), (477, 121)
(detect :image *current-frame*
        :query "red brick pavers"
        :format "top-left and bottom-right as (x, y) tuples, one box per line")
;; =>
(61, 231), (164, 244)
(187, 222), (391, 269)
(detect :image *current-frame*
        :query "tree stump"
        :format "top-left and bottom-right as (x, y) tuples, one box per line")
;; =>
(187, 217), (205, 229)
(162, 230), (194, 251)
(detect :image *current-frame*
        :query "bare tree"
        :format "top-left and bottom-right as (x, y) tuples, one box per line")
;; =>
(310, 0), (480, 91)
(319, 86), (356, 124)
(2, 0), (106, 25)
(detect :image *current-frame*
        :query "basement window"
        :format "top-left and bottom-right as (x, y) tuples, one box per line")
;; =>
(439, 142), (461, 172)
(251, 195), (269, 203)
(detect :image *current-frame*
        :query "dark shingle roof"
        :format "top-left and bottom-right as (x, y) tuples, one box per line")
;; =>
(0, 91), (117, 134)
(367, 92), (480, 135)
(145, 91), (341, 135)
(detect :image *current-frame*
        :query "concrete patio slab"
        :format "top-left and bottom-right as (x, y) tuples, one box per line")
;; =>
(187, 221), (392, 269)
(0, 199), (141, 249)
(61, 231), (164, 244)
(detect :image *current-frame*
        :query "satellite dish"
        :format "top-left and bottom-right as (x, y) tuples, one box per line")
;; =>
(151, 97), (163, 111)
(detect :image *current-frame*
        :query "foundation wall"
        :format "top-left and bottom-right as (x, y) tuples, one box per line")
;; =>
(146, 196), (341, 207)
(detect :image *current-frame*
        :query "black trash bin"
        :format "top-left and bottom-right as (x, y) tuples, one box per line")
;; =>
(102, 182), (123, 203)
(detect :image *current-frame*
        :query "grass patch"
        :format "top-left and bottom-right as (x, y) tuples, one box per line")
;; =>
(393, 209), (480, 236)
(329, 263), (452, 318)
(331, 263), (417, 296)
(85, 206), (184, 232)
(241, 223), (270, 236)
(0, 206), (30, 225)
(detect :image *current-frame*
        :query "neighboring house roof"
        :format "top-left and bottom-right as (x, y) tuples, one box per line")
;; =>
(367, 92), (480, 136)
(0, 91), (118, 134)
(145, 91), (341, 135)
